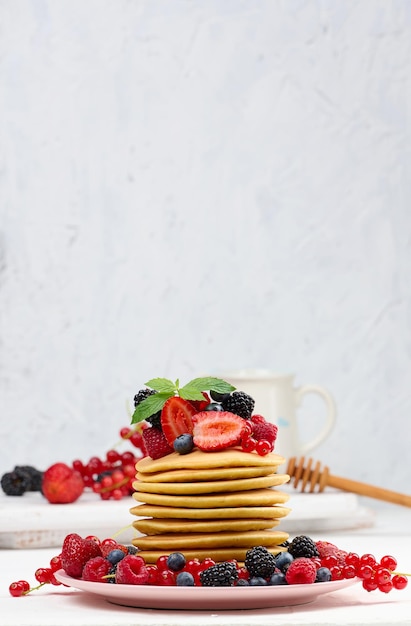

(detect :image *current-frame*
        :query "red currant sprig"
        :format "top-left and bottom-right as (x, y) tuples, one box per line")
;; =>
(9, 554), (63, 597)
(317, 552), (409, 593)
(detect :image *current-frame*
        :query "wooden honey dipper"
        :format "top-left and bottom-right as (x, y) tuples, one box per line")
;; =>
(286, 456), (411, 508)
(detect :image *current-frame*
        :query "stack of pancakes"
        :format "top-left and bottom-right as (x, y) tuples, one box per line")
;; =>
(130, 448), (291, 563)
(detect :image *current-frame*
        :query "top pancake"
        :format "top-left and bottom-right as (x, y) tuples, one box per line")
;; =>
(136, 448), (285, 474)
(136, 464), (279, 483)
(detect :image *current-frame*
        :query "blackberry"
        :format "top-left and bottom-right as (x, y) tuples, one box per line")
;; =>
(222, 391), (255, 419)
(244, 546), (277, 578)
(1, 470), (31, 496)
(200, 561), (238, 587)
(107, 564), (117, 583)
(210, 390), (230, 403)
(14, 466), (43, 491)
(134, 388), (162, 428)
(288, 535), (319, 559)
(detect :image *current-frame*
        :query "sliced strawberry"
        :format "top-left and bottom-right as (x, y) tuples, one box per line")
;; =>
(192, 411), (246, 452)
(161, 396), (197, 447)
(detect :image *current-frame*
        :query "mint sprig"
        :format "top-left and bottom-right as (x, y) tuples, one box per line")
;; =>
(130, 376), (236, 424)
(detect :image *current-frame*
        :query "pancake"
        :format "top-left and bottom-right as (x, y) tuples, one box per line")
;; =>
(133, 529), (289, 550)
(132, 488), (290, 508)
(133, 474), (289, 495)
(133, 517), (280, 535)
(133, 546), (286, 564)
(136, 464), (279, 483)
(130, 503), (291, 519)
(136, 449), (285, 474)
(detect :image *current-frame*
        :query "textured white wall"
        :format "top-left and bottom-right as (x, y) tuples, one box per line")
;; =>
(1, 0), (411, 495)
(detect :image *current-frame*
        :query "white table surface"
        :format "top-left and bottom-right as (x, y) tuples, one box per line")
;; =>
(2, 502), (410, 626)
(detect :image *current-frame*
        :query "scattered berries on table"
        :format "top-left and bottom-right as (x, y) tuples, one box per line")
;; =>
(1, 469), (32, 496)
(41, 462), (85, 504)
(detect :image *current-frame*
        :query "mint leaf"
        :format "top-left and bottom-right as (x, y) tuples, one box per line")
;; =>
(180, 377), (235, 395)
(144, 378), (176, 394)
(131, 392), (173, 423)
(179, 388), (207, 402)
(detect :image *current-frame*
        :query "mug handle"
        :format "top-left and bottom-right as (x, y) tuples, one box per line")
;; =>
(295, 385), (336, 455)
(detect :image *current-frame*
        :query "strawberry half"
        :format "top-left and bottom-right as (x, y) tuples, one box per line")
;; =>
(161, 396), (197, 447)
(192, 411), (246, 452)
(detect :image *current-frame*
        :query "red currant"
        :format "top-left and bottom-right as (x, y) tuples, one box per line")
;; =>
(378, 580), (393, 593)
(35, 568), (52, 584)
(375, 567), (391, 585)
(146, 565), (161, 585)
(9, 581), (30, 597)
(159, 570), (176, 586)
(363, 577), (378, 592)
(392, 575), (408, 590)
(120, 427), (132, 439)
(49, 555), (62, 572)
(360, 553), (377, 568)
(358, 564), (374, 580)
(341, 564), (356, 579)
(380, 555), (397, 571)
(106, 449), (121, 463)
(256, 439), (271, 456)
(330, 566), (342, 580)
(156, 555), (169, 572)
(241, 437), (256, 452)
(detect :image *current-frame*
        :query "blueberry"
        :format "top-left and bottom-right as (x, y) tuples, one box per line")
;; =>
(316, 567), (332, 582)
(167, 551), (186, 572)
(176, 571), (195, 586)
(249, 576), (268, 586)
(235, 578), (250, 586)
(107, 549), (126, 565)
(204, 402), (224, 411)
(173, 434), (194, 455)
(269, 571), (287, 585)
(274, 551), (294, 572)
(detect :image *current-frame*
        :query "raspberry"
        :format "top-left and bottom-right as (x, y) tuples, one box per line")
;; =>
(285, 558), (317, 585)
(316, 540), (348, 566)
(250, 416), (278, 446)
(61, 533), (102, 578)
(82, 556), (112, 582)
(115, 555), (149, 585)
(142, 426), (173, 460)
(222, 391), (255, 419)
(288, 535), (319, 559)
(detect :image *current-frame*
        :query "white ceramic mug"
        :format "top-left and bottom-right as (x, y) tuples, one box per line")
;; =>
(219, 370), (336, 462)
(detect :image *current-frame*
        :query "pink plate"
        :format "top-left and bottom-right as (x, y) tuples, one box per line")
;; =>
(55, 570), (359, 610)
